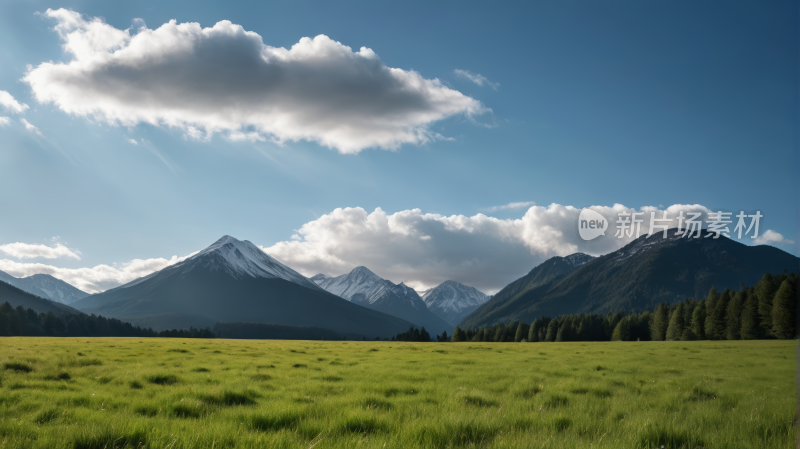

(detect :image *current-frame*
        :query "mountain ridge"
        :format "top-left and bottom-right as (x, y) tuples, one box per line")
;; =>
(459, 230), (799, 328)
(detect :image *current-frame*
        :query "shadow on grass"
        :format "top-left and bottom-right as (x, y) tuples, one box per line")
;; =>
(72, 431), (147, 449)
(199, 390), (259, 406)
(638, 426), (705, 449)
(146, 374), (178, 385)
(3, 362), (33, 373)
(415, 422), (499, 447)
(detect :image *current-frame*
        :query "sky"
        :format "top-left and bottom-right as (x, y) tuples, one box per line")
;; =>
(0, 0), (797, 295)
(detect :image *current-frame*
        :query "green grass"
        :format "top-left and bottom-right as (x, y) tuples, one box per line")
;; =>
(0, 338), (795, 448)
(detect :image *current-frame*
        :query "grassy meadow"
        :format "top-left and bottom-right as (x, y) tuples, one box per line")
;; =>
(0, 338), (795, 448)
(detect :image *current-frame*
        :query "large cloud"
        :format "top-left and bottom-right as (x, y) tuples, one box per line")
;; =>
(0, 252), (197, 294)
(24, 9), (486, 153)
(0, 242), (81, 260)
(263, 204), (734, 294)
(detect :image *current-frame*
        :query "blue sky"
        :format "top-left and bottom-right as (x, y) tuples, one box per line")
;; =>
(0, 0), (797, 293)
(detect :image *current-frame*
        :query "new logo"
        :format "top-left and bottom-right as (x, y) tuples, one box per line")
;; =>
(578, 209), (607, 241)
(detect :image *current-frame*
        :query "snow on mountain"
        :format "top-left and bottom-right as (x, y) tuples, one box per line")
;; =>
(314, 266), (453, 335)
(422, 280), (489, 313)
(564, 253), (594, 268)
(0, 270), (89, 305)
(421, 280), (490, 326)
(173, 235), (322, 291)
(310, 273), (329, 284)
(315, 266), (396, 304)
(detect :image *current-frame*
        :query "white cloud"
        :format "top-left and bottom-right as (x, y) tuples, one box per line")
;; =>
(482, 201), (536, 213)
(0, 242), (81, 260)
(25, 9), (487, 154)
(0, 117), (9, 126)
(0, 252), (197, 294)
(0, 90), (29, 114)
(454, 69), (499, 90)
(753, 229), (795, 245)
(20, 118), (42, 135)
(127, 137), (138, 145)
(262, 203), (713, 294)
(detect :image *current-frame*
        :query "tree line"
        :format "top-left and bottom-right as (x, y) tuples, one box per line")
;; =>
(451, 272), (797, 342)
(0, 302), (214, 338)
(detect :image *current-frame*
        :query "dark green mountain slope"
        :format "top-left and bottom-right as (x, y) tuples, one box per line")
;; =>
(0, 280), (83, 316)
(460, 230), (799, 328)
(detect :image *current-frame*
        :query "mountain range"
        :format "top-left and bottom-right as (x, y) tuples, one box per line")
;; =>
(0, 270), (89, 304)
(70, 236), (415, 337)
(312, 266), (453, 336)
(459, 229), (800, 329)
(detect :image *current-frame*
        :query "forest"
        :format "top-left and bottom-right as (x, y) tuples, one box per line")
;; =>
(0, 302), (214, 338)
(451, 272), (798, 343)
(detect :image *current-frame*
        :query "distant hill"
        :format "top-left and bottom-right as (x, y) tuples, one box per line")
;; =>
(0, 280), (83, 316)
(0, 270), (89, 304)
(314, 267), (453, 337)
(72, 236), (415, 337)
(421, 280), (490, 326)
(460, 230), (799, 328)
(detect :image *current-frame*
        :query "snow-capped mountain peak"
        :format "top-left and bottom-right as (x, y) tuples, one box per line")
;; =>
(183, 235), (321, 290)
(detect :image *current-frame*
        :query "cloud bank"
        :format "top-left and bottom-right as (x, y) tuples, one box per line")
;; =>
(0, 252), (196, 294)
(0, 242), (81, 260)
(25, 9), (486, 153)
(263, 203), (776, 294)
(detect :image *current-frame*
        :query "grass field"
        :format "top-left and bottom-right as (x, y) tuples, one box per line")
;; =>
(0, 338), (795, 448)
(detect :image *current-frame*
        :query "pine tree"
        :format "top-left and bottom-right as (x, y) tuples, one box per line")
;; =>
(651, 303), (669, 341)
(706, 289), (730, 340)
(725, 291), (744, 340)
(545, 319), (559, 342)
(611, 317), (630, 341)
(665, 303), (685, 341)
(691, 301), (706, 339)
(739, 291), (763, 340)
(771, 278), (797, 339)
(514, 322), (528, 342)
(704, 287), (720, 338)
(451, 326), (465, 342)
(555, 321), (571, 342)
(528, 318), (540, 342)
(756, 273), (778, 336)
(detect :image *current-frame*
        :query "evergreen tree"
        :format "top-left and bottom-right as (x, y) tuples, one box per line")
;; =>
(705, 289), (730, 340)
(651, 303), (669, 341)
(451, 326), (465, 342)
(739, 290), (763, 340)
(555, 321), (570, 342)
(691, 301), (706, 339)
(725, 291), (744, 340)
(545, 319), (559, 342)
(704, 287), (720, 338)
(771, 278), (797, 339)
(514, 321), (528, 342)
(665, 303), (685, 341)
(611, 317), (630, 341)
(756, 273), (778, 336)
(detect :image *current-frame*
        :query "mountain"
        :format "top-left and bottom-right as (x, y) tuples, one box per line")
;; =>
(460, 230), (800, 329)
(0, 280), (83, 316)
(314, 266), (454, 337)
(0, 270), (89, 304)
(421, 281), (490, 326)
(71, 236), (415, 337)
